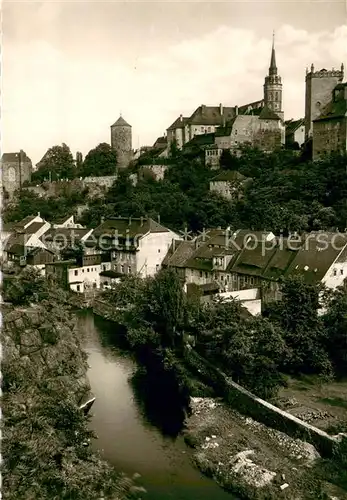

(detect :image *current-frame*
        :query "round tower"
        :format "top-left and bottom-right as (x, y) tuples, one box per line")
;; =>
(110, 115), (132, 169)
(263, 32), (283, 120)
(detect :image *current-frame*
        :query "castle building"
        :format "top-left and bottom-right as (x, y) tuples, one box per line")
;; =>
(312, 81), (347, 160)
(304, 64), (344, 140)
(110, 115), (133, 168)
(1, 150), (32, 201)
(263, 33), (283, 121)
(166, 33), (284, 152)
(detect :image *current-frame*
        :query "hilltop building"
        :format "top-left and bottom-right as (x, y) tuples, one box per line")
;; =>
(1, 150), (32, 201)
(285, 119), (305, 149)
(165, 34), (285, 159)
(312, 81), (347, 160)
(110, 115), (133, 168)
(304, 63), (344, 141)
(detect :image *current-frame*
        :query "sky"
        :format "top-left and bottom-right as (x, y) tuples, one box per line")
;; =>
(2, 0), (347, 165)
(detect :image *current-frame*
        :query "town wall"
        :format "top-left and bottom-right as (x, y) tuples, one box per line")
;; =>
(184, 346), (342, 458)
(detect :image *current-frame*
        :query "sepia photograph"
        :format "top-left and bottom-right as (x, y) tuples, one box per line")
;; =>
(1, 0), (347, 499)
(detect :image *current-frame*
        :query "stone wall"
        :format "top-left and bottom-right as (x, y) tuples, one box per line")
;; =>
(184, 346), (341, 458)
(2, 302), (90, 405)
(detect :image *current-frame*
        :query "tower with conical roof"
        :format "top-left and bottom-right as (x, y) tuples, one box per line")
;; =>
(263, 32), (283, 120)
(110, 115), (132, 168)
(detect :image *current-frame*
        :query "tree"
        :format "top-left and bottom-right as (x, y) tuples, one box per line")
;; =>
(79, 143), (117, 178)
(33, 143), (76, 182)
(323, 286), (347, 377)
(266, 276), (332, 376)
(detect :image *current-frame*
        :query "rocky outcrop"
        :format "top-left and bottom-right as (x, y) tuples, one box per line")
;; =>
(2, 303), (90, 404)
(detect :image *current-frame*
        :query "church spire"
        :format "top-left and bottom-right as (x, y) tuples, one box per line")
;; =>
(269, 30), (277, 75)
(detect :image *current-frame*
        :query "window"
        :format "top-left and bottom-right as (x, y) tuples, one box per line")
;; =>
(87, 268), (90, 272)
(341, 269), (344, 275)
(128, 266), (131, 274)
(74, 270), (78, 276)
(156, 264), (160, 272)
(158, 249), (160, 253)
(334, 269), (337, 276)
(234, 130), (238, 135)
(77, 285), (80, 292)
(82, 269), (84, 273)
(121, 265), (124, 273)
(103, 265), (106, 271)
(200, 271), (203, 277)
(205, 272), (208, 278)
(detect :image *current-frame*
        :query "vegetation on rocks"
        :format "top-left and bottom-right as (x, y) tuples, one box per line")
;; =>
(2, 269), (136, 500)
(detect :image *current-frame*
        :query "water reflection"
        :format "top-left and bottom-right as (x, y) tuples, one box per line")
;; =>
(78, 310), (235, 500)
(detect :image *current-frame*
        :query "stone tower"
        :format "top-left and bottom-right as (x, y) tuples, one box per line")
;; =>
(110, 115), (132, 169)
(304, 63), (344, 140)
(263, 33), (283, 120)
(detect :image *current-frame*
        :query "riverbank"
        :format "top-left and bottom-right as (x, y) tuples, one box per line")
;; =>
(183, 397), (346, 500)
(1, 299), (142, 500)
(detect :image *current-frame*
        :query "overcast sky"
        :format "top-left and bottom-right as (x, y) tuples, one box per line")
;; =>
(2, 0), (347, 164)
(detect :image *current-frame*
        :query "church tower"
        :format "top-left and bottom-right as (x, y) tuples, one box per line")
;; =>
(263, 32), (283, 120)
(110, 115), (132, 169)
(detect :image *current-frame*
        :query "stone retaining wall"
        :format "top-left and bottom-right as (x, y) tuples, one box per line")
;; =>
(184, 346), (341, 458)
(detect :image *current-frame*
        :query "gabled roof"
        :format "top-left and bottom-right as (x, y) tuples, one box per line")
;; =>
(1, 151), (31, 163)
(111, 116), (131, 127)
(24, 222), (47, 235)
(162, 240), (196, 268)
(183, 133), (215, 149)
(259, 106), (281, 121)
(14, 215), (37, 229)
(285, 232), (347, 283)
(285, 118), (305, 135)
(43, 228), (91, 243)
(87, 217), (170, 244)
(52, 215), (73, 224)
(211, 170), (247, 183)
(167, 116), (189, 130)
(152, 136), (168, 149)
(313, 92), (347, 122)
(188, 105), (236, 126)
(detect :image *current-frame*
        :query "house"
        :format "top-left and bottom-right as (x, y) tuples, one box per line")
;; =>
(2, 214), (51, 263)
(209, 170), (251, 200)
(84, 216), (181, 279)
(312, 82), (347, 160)
(51, 214), (84, 229)
(45, 259), (113, 293)
(41, 227), (93, 258)
(285, 118), (305, 149)
(99, 269), (122, 289)
(5, 237), (55, 273)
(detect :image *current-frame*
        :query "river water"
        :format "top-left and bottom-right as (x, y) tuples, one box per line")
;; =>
(78, 310), (235, 500)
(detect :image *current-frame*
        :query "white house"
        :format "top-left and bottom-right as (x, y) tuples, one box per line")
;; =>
(52, 214), (84, 229)
(85, 217), (181, 282)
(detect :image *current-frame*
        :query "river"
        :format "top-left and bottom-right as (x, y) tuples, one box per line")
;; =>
(78, 310), (235, 500)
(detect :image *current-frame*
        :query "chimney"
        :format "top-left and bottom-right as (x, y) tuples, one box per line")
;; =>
(201, 104), (206, 115)
(172, 238), (176, 252)
(179, 114), (183, 122)
(219, 103), (223, 115)
(140, 216), (144, 226)
(235, 105), (238, 116)
(129, 217), (131, 225)
(311, 63), (314, 73)
(157, 214), (161, 224)
(37, 212), (40, 218)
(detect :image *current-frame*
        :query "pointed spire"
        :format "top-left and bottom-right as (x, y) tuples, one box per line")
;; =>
(269, 30), (277, 75)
